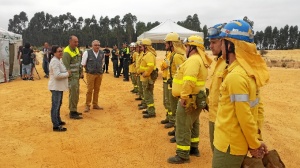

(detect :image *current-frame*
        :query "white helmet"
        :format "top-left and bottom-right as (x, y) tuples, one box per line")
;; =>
(129, 42), (136, 47)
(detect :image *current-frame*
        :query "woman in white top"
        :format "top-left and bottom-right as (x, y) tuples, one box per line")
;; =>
(48, 46), (71, 132)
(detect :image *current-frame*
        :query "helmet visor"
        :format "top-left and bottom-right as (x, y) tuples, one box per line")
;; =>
(208, 27), (220, 37)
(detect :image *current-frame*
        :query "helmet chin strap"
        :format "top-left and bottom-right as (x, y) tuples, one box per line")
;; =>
(224, 40), (234, 64)
(217, 51), (222, 59)
(187, 45), (196, 58)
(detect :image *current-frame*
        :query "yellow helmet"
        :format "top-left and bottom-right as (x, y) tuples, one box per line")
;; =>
(140, 38), (152, 46)
(183, 35), (204, 47)
(164, 32), (180, 42)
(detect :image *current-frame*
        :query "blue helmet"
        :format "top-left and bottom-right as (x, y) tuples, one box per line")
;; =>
(207, 23), (226, 39)
(219, 20), (254, 43)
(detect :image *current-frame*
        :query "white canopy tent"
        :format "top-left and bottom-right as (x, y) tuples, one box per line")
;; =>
(137, 19), (204, 43)
(0, 28), (22, 83)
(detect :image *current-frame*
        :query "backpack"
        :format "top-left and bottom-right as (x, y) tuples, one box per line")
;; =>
(22, 50), (31, 65)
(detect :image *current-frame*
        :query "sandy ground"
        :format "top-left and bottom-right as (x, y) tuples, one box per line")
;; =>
(0, 50), (300, 168)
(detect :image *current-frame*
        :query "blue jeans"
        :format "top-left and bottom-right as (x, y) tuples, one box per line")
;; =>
(43, 58), (49, 76)
(51, 90), (63, 127)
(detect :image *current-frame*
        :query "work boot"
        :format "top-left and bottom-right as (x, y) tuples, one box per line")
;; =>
(164, 122), (175, 129)
(84, 106), (90, 112)
(69, 111), (83, 120)
(130, 89), (135, 93)
(168, 129), (175, 136)
(76, 112), (82, 115)
(135, 97), (142, 101)
(161, 118), (169, 124)
(142, 110), (148, 114)
(138, 105), (147, 110)
(170, 136), (176, 143)
(190, 147), (200, 157)
(93, 105), (104, 110)
(167, 155), (190, 164)
(143, 113), (156, 118)
(138, 103), (144, 106)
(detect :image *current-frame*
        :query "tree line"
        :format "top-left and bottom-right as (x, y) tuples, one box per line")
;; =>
(8, 11), (300, 50)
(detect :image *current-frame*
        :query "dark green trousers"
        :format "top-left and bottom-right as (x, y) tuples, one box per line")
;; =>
(130, 73), (138, 92)
(209, 121), (215, 152)
(68, 77), (80, 112)
(142, 80), (155, 115)
(137, 76), (145, 104)
(168, 89), (178, 123)
(175, 101), (201, 159)
(212, 147), (245, 168)
(163, 82), (171, 119)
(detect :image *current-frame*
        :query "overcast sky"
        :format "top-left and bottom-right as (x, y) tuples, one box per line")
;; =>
(0, 0), (299, 33)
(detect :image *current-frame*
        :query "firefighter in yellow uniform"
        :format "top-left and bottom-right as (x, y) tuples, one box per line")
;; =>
(160, 50), (172, 124)
(137, 38), (157, 118)
(208, 22), (266, 152)
(129, 42), (139, 93)
(168, 35), (212, 164)
(136, 41), (146, 107)
(212, 20), (269, 167)
(207, 23), (228, 151)
(164, 32), (186, 144)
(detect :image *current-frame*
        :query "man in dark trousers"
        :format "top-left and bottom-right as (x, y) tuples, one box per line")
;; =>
(122, 42), (130, 81)
(102, 45), (111, 73)
(42, 42), (51, 78)
(111, 45), (119, 77)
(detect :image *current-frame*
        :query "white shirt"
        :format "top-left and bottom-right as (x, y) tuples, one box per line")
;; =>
(48, 57), (69, 91)
(81, 50), (99, 66)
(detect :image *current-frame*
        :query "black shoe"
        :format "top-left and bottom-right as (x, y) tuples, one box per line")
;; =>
(135, 97), (142, 101)
(44, 75), (49, 78)
(130, 89), (135, 93)
(190, 147), (200, 157)
(165, 122), (175, 129)
(59, 121), (66, 126)
(142, 110), (148, 114)
(76, 111), (82, 115)
(138, 105), (147, 110)
(170, 136), (176, 143)
(53, 126), (67, 132)
(161, 118), (169, 124)
(70, 112), (83, 120)
(123, 78), (129, 81)
(105, 71), (109, 74)
(143, 113), (156, 118)
(168, 129), (175, 136)
(167, 155), (190, 164)
(138, 103), (144, 106)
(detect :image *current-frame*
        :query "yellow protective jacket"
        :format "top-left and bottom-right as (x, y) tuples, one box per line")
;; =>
(172, 53), (209, 100)
(129, 51), (138, 73)
(138, 51), (156, 82)
(208, 57), (227, 122)
(135, 51), (144, 75)
(167, 51), (186, 80)
(214, 60), (261, 155)
(161, 51), (171, 81)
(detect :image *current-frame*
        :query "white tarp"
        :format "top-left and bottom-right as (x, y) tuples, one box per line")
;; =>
(0, 39), (9, 82)
(137, 19), (204, 43)
(0, 28), (22, 82)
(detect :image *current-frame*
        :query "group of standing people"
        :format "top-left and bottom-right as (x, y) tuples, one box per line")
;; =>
(48, 36), (106, 131)
(128, 19), (270, 167)
(47, 19), (270, 167)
